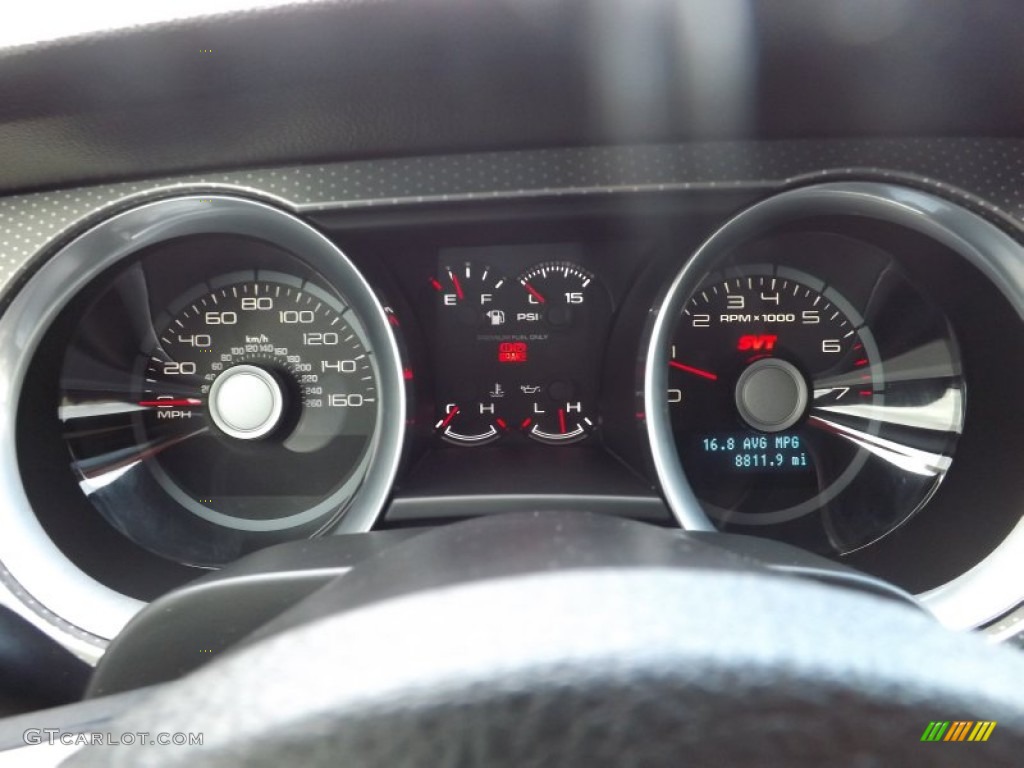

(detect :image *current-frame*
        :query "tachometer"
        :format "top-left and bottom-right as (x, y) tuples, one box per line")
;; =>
(646, 194), (967, 557)
(668, 268), (882, 529)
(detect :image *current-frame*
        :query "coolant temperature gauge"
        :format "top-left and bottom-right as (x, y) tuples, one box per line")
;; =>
(435, 403), (509, 445)
(434, 385), (510, 445)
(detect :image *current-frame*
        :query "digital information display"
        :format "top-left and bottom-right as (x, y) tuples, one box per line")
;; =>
(697, 432), (810, 471)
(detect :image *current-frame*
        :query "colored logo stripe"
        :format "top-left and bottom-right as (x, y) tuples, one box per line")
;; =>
(921, 721), (997, 742)
(968, 722), (997, 742)
(944, 721), (972, 741)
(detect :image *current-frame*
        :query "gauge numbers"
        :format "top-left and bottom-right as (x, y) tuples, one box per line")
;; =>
(665, 263), (963, 554)
(430, 259), (608, 446)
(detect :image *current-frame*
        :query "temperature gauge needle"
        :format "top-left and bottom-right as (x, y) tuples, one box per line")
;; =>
(558, 408), (567, 433)
(437, 406), (460, 430)
(137, 398), (203, 407)
(669, 361), (718, 381)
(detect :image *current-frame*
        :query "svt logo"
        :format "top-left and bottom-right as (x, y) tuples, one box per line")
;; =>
(737, 334), (778, 352)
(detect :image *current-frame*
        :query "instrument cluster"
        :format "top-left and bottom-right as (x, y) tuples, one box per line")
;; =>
(4, 182), (1023, 640)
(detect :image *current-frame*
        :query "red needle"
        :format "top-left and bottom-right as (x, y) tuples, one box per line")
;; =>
(523, 282), (546, 304)
(440, 407), (459, 429)
(138, 398), (203, 407)
(450, 273), (465, 300)
(669, 361), (718, 381)
(558, 408), (567, 433)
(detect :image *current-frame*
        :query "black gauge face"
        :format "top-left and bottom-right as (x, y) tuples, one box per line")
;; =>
(515, 262), (600, 443)
(430, 261), (514, 444)
(60, 262), (381, 566)
(137, 277), (378, 519)
(668, 265), (964, 553)
(430, 258), (610, 446)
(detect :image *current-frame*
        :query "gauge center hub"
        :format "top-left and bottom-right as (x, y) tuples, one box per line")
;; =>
(734, 358), (808, 433)
(208, 364), (284, 440)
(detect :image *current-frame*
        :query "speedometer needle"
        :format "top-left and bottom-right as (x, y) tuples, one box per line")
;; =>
(137, 398), (203, 407)
(669, 361), (718, 381)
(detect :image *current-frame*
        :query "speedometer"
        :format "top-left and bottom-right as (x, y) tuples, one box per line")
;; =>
(136, 275), (377, 530)
(32, 196), (406, 573)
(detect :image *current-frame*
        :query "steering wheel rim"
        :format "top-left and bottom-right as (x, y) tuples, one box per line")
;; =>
(68, 513), (1024, 767)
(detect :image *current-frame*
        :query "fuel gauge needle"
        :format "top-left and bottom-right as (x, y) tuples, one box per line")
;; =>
(448, 272), (466, 300)
(669, 361), (718, 381)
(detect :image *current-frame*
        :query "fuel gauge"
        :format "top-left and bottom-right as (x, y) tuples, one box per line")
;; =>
(430, 262), (509, 327)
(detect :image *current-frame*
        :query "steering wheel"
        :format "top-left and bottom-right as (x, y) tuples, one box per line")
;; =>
(69, 512), (1024, 766)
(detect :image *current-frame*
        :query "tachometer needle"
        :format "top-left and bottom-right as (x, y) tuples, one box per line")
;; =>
(669, 361), (718, 381)
(137, 398), (203, 407)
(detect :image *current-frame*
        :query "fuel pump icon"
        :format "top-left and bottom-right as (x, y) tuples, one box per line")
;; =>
(486, 309), (505, 326)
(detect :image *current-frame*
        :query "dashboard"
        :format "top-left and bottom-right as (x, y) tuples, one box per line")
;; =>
(0, 2), (1021, 711)
(0, 143), (1022, 665)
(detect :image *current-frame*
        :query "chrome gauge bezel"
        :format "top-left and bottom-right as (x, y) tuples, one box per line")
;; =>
(0, 194), (406, 648)
(644, 182), (1024, 631)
